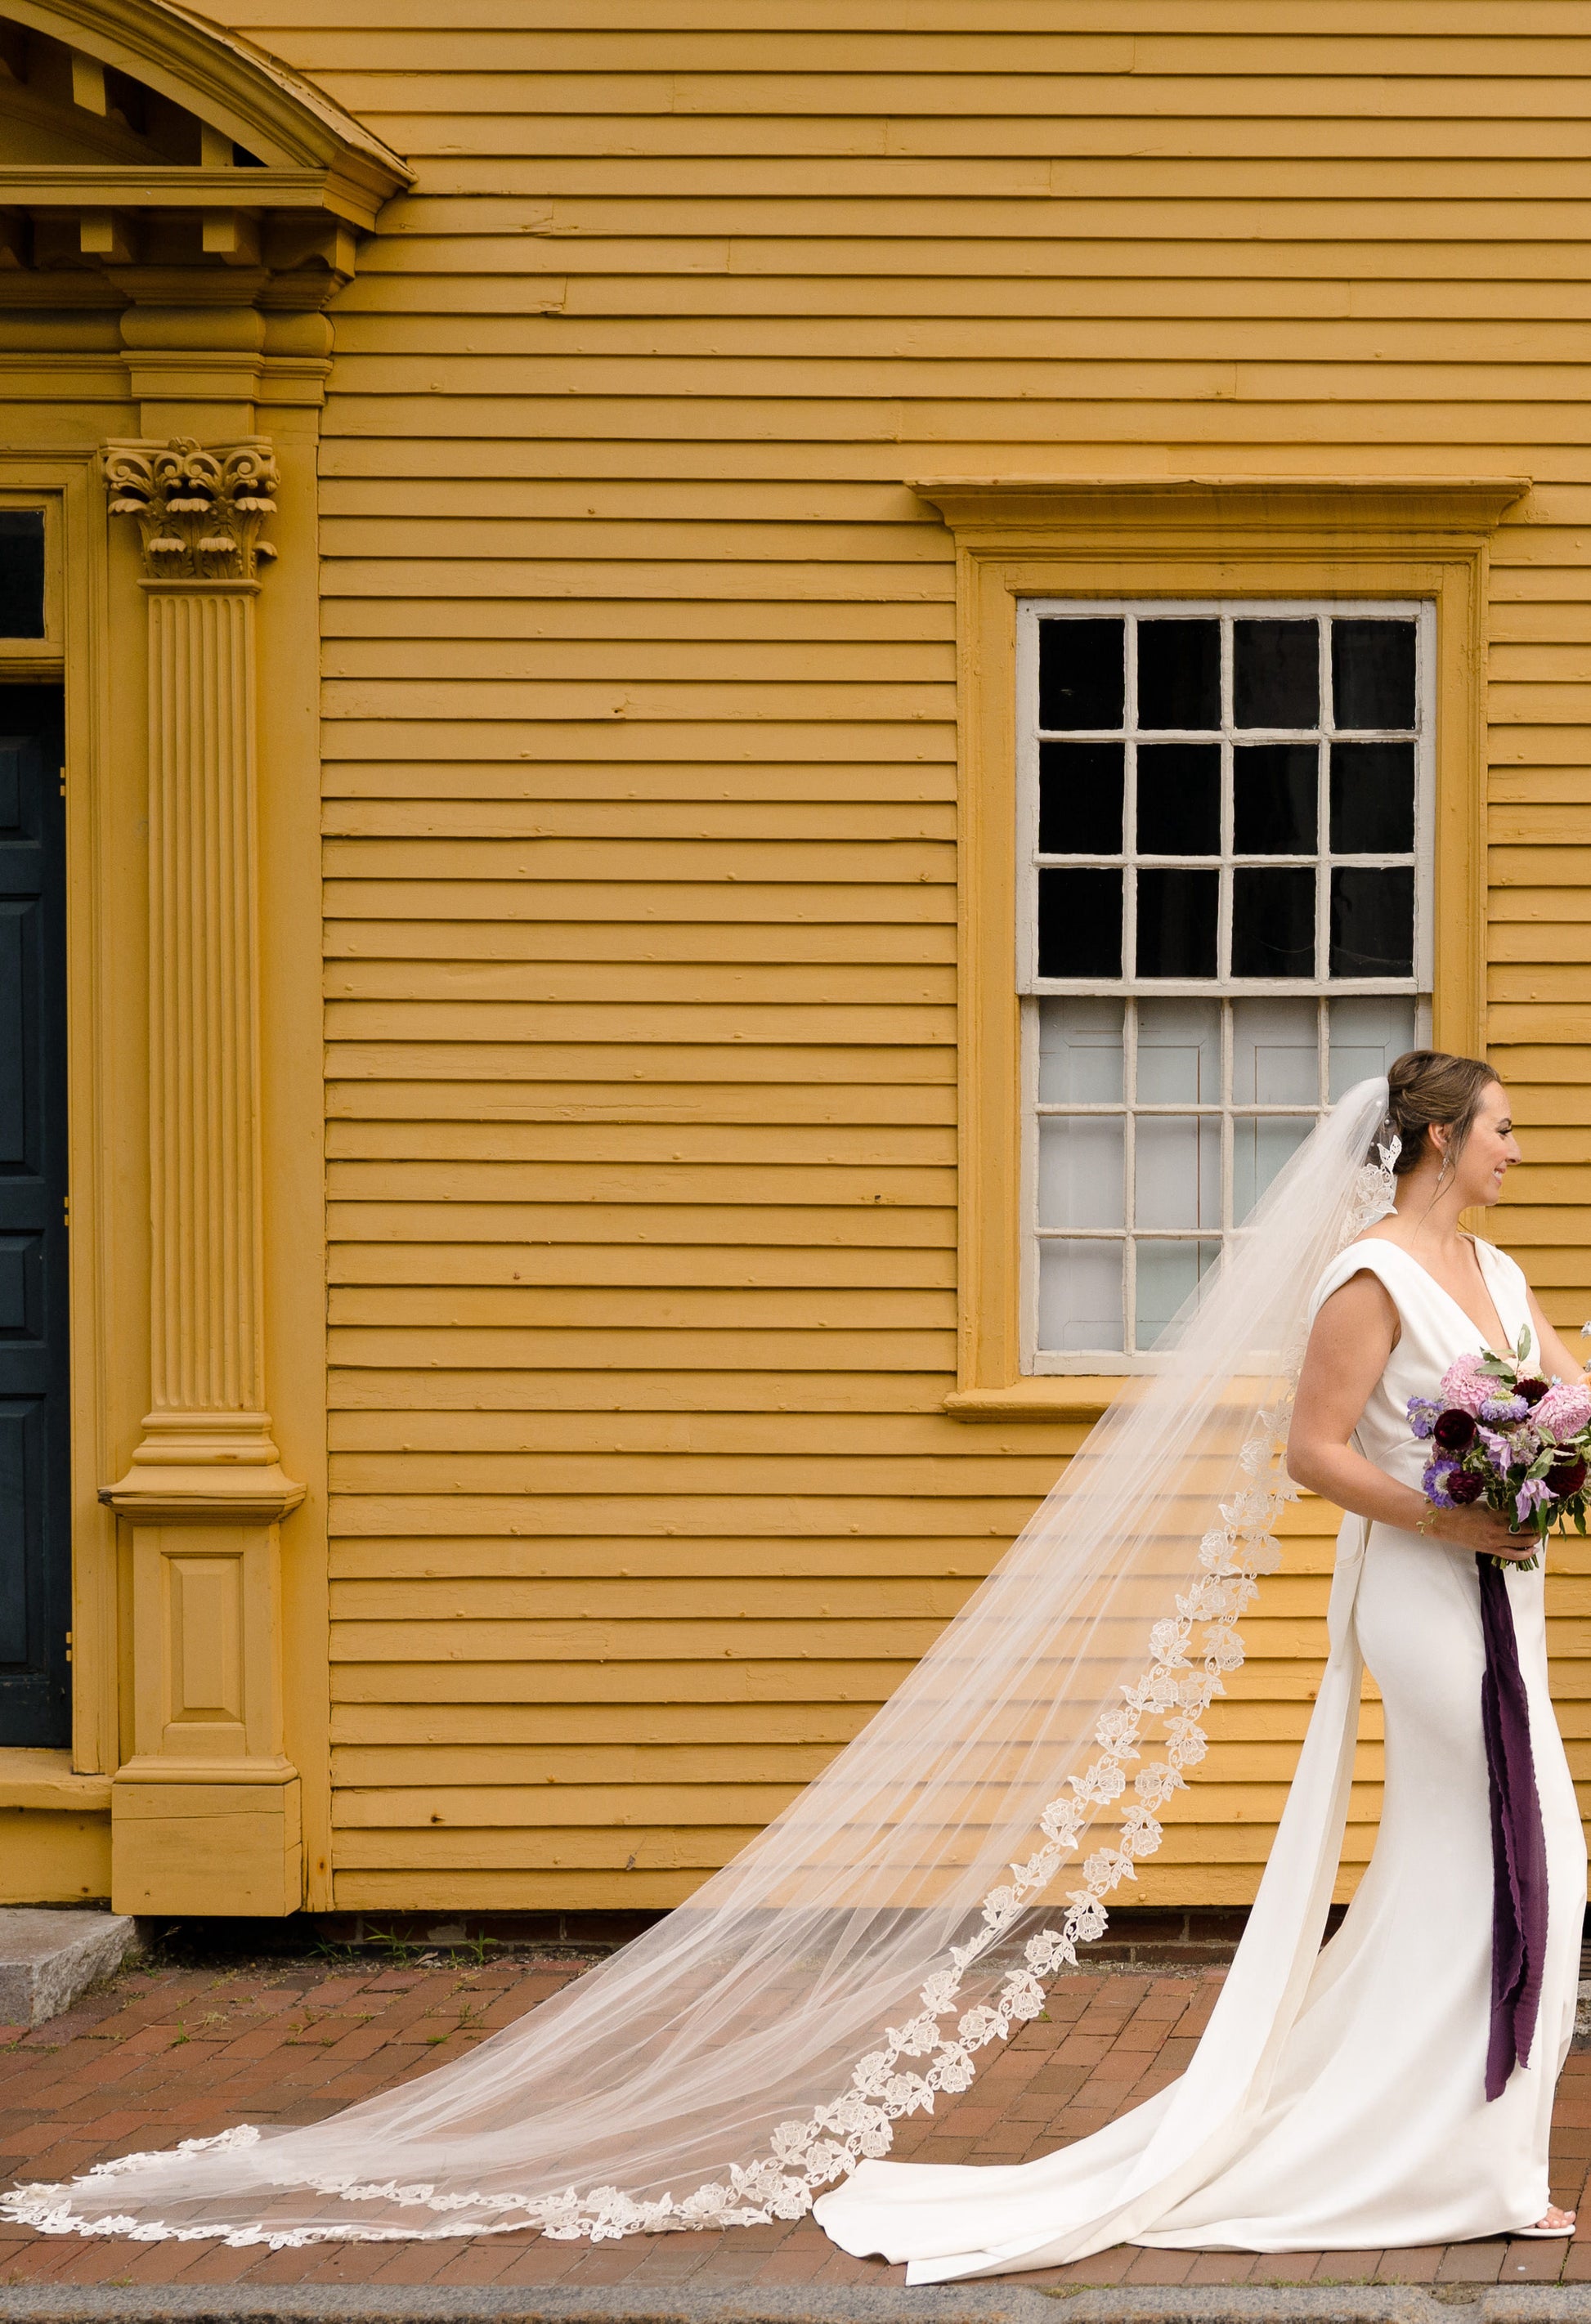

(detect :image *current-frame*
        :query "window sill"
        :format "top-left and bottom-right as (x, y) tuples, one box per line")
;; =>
(944, 1378), (1127, 1421)
(0, 1749), (112, 1812)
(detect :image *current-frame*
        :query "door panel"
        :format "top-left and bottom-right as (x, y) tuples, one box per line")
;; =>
(0, 687), (67, 1745)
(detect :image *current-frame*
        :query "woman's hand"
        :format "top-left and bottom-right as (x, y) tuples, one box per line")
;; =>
(1427, 1500), (1541, 1561)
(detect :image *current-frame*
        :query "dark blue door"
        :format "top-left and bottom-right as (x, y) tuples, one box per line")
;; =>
(0, 687), (68, 1745)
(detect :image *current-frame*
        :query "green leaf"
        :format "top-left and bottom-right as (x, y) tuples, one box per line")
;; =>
(1517, 1325), (1533, 1361)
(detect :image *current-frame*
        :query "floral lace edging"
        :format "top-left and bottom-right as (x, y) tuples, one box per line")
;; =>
(0, 1401), (1299, 2250)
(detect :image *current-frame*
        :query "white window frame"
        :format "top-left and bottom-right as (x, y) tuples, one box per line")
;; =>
(1016, 596), (1435, 1374)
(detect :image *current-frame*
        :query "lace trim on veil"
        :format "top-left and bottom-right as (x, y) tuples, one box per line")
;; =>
(1, 1422), (1299, 2250)
(3, 1131), (1402, 2249)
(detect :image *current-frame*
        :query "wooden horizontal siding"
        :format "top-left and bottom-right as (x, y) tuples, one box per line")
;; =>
(190, 0), (1591, 1910)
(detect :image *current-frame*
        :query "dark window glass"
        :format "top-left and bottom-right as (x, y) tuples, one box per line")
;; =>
(1332, 619), (1416, 731)
(1234, 744), (1317, 853)
(1039, 742), (1123, 854)
(1038, 868), (1122, 976)
(1136, 868), (1218, 977)
(1136, 742), (1220, 855)
(1232, 867), (1315, 977)
(1329, 866), (1415, 976)
(1137, 620), (1220, 730)
(1329, 741), (1415, 853)
(0, 513), (44, 640)
(1233, 618), (1318, 729)
(1038, 618), (1124, 731)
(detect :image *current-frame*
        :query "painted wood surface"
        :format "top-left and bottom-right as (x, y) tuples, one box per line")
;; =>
(187, 0), (1591, 1910)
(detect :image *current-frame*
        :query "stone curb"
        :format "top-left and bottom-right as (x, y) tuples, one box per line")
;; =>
(2, 2286), (1591, 2323)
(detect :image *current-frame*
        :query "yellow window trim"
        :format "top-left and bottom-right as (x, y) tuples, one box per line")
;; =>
(912, 475), (1526, 1420)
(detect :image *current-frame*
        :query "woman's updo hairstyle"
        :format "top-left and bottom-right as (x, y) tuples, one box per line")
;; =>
(1382, 1050), (1499, 1176)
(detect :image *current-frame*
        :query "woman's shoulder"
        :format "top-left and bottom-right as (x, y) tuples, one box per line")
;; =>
(1307, 1235), (1411, 1321)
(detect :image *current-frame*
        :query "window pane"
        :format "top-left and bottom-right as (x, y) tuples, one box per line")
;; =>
(1137, 619), (1220, 729)
(1136, 868), (1218, 977)
(1038, 867), (1122, 976)
(1234, 743), (1317, 853)
(1136, 1117), (1221, 1228)
(1329, 741), (1415, 853)
(1136, 996), (1219, 1102)
(1233, 618), (1319, 729)
(1232, 996), (1319, 1103)
(1329, 866), (1414, 976)
(1136, 742), (1220, 854)
(1038, 1116), (1125, 1228)
(0, 513), (44, 639)
(1232, 866), (1315, 978)
(1136, 1238), (1220, 1349)
(1039, 618), (1124, 731)
(1038, 1239), (1124, 1354)
(1039, 741), (1123, 853)
(1328, 995), (1418, 1099)
(1038, 996), (1124, 1102)
(1332, 618), (1416, 730)
(1233, 1118), (1313, 1222)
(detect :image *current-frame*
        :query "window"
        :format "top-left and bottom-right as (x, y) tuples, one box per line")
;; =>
(1019, 599), (1432, 1368)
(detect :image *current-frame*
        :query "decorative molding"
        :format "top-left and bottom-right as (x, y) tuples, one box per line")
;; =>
(910, 475), (1532, 545)
(101, 437), (279, 581)
(943, 1380), (1123, 1422)
(0, 0), (409, 222)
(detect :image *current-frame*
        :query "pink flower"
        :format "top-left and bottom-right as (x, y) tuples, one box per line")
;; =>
(1535, 1381), (1591, 1441)
(1438, 1352), (1495, 1417)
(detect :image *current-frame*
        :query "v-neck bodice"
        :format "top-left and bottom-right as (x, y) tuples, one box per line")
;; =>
(1307, 1235), (1533, 1493)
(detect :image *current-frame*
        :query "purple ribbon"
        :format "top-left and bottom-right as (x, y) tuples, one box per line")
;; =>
(1477, 1556), (1548, 2102)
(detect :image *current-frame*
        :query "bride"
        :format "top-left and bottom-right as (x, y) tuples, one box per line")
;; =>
(3, 1053), (1585, 2268)
(816, 1049), (1586, 2276)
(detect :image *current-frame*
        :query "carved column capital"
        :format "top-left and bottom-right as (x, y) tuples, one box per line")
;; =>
(101, 436), (280, 582)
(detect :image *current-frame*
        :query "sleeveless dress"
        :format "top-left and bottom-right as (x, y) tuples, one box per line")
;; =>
(815, 1237), (1588, 2279)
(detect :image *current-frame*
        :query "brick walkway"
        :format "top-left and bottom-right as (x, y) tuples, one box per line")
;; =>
(0, 1949), (1586, 2296)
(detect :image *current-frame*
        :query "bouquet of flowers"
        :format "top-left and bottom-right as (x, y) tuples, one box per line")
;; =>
(1407, 1331), (1591, 1571)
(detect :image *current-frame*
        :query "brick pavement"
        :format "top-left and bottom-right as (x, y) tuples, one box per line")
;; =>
(0, 1948), (1585, 2297)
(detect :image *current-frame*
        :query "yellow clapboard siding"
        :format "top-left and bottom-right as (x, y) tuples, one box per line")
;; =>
(329, 1245), (956, 1288)
(327, 1202), (955, 1242)
(327, 1369), (959, 1412)
(322, 763), (961, 803)
(326, 1410), (1058, 1453)
(173, 0), (1591, 1910)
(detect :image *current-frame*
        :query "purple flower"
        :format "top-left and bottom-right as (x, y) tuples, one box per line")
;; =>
(1407, 1396), (1442, 1440)
(1515, 1476), (1553, 1526)
(1423, 1458), (1461, 1507)
(1447, 1470), (1485, 1505)
(1481, 1395), (1529, 1426)
(1479, 1426), (1517, 1470)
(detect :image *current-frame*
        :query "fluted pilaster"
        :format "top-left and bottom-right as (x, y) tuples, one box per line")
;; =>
(101, 437), (303, 1914)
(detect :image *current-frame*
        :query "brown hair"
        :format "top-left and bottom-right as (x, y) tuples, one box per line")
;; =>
(1383, 1050), (1499, 1176)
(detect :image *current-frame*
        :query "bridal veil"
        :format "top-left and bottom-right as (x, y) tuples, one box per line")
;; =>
(2, 1076), (1394, 2248)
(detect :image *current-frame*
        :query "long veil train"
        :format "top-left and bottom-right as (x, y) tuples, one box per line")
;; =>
(1, 1078), (1393, 2250)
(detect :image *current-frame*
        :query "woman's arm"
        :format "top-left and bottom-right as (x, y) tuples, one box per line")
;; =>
(1287, 1269), (1535, 1561)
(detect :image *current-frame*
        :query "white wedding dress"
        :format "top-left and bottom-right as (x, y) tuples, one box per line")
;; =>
(816, 1236), (1588, 2280)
